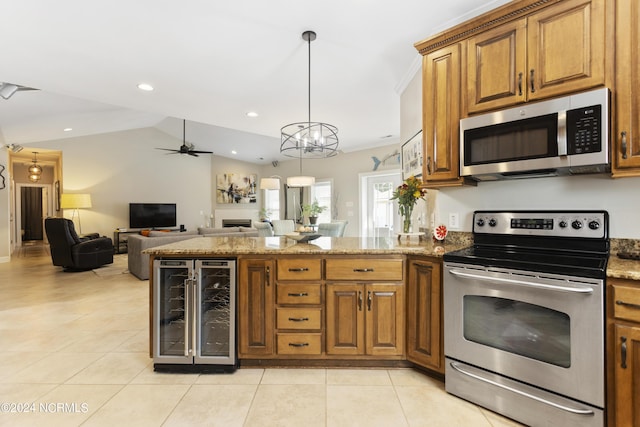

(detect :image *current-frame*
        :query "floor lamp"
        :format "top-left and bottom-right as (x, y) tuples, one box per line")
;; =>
(60, 193), (92, 234)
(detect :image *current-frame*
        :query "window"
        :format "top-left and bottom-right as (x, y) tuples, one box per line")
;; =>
(310, 180), (332, 223)
(263, 189), (280, 220)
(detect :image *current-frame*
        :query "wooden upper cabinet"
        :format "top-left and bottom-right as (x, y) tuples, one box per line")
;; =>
(464, 0), (605, 114)
(612, 0), (640, 176)
(422, 44), (463, 185)
(465, 19), (527, 114)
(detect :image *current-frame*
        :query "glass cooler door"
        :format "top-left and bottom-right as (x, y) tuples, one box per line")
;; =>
(153, 259), (193, 364)
(195, 260), (236, 365)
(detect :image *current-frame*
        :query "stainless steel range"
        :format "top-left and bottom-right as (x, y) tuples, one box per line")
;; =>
(443, 210), (609, 427)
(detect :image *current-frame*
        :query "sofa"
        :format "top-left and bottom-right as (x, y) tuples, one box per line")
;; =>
(127, 226), (259, 280)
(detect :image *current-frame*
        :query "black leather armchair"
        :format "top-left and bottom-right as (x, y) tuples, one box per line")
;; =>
(44, 218), (114, 271)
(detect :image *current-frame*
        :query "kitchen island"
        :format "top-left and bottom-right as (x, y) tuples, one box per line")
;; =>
(145, 235), (469, 374)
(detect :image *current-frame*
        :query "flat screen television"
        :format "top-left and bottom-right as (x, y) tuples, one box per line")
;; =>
(129, 203), (177, 229)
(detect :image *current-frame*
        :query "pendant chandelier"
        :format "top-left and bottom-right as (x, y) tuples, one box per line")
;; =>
(28, 152), (42, 182)
(280, 30), (339, 163)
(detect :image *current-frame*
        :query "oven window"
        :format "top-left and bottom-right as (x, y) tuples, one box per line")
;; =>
(463, 296), (570, 368)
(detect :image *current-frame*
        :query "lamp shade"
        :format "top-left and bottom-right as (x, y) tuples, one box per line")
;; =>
(259, 177), (280, 190)
(60, 193), (92, 209)
(287, 176), (315, 187)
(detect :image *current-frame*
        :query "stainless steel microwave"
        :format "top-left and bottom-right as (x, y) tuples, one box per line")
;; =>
(460, 88), (610, 181)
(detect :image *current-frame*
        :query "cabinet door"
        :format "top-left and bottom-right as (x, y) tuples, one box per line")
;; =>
(422, 44), (463, 185)
(406, 259), (443, 372)
(238, 258), (274, 356)
(326, 283), (365, 355)
(612, 0), (640, 175)
(365, 283), (404, 356)
(465, 19), (527, 113)
(613, 324), (640, 427)
(527, 0), (605, 101)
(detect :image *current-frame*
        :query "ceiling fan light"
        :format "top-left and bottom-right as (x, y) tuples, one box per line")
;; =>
(0, 83), (19, 100)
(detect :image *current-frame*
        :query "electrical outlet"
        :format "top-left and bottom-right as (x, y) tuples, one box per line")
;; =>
(449, 213), (460, 229)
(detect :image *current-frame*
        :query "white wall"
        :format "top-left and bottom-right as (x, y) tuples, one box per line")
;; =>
(18, 127), (212, 239)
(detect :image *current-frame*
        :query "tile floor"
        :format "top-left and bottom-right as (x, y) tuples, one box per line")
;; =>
(0, 244), (524, 426)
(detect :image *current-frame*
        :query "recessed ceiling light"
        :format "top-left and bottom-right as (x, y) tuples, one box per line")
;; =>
(231, 150), (238, 155)
(246, 111), (259, 118)
(63, 128), (73, 132)
(137, 83), (154, 91)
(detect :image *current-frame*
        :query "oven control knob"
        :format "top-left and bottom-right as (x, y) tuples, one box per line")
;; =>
(588, 220), (600, 230)
(571, 220), (583, 230)
(559, 220), (568, 228)
(488, 218), (497, 227)
(476, 218), (485, 227)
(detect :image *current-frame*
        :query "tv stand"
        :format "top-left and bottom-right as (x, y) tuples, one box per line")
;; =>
(113, 227), (180, 254)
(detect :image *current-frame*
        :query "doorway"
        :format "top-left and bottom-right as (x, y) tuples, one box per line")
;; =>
(359, 171), (402, 238)
(16, 183), (53, 246)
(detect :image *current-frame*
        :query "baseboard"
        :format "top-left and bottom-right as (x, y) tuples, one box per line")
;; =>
(0, 256), (10, 263)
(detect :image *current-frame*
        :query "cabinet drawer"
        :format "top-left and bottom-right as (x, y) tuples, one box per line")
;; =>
(276, 283), (322, 305)
(325, 258), (403, 281)
(277, 258), (322, 280)
(612, 284), (640, 323)
(276, 333), (322, 355)
(276, 308), (322, 330)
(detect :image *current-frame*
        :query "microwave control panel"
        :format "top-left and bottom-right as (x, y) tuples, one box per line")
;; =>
(566, 104), (601, 155)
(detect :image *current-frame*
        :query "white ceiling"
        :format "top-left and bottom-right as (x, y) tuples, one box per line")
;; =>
(0, 0), (509, 164)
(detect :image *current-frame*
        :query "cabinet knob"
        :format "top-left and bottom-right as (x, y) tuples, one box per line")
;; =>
(288, 267), (309, 272)
(529, 69), (535, 93)
(621, 336), (628, 369)
(517, 72), (523, 96)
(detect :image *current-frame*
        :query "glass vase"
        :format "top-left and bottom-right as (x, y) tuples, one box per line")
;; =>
(403, 217), (412, 233)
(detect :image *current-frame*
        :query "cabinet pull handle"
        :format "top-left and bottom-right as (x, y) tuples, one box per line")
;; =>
(517, 72), (523, 96)
(427, 156), (432, 175)
(621, 131), (628, 160)
(288, 317), (309, 322)
(358, 291), (363, 311)
(353, 268), (374, 273)
(616, 299), (640, 310)
(288, 267), (309, 272)
(621, 336), (628, 369)
(529, 69), (535, 93)
(288, 292), (309, 297)
(367, 291), (372, 311)
(289, 342), (309, 347)
(265, 266), (270, 286)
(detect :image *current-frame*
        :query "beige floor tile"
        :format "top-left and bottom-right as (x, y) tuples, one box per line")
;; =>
(480, 408), (527, 427)
(81, 384), (189, 427)
(114, 330), (150, 352)
(326, 368), (392, 385)
(327, 385), (408, 427)
(195, 368), (264, 385)
(58, 329), (139, 353)
(0, 352), (48, 381)
(244, 384), (326, 427)
(388, 368), (443, 387)
(1, 384), (123, 427)
(66, 352), (149, 384)
(131, 364), (201, 385)
(163, 384), (257, 427)
(0, 384), (59, 427)
(3, 352), (104, 384)
(259, 368), (326, 384)
(395, 385), (493, 427)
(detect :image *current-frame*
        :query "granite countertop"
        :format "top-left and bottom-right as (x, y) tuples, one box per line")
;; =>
(143, 234), (471, 258)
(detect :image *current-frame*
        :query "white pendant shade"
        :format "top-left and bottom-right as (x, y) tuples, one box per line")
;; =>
(287, 176), (315, 187)
(259, 177), (281, 190)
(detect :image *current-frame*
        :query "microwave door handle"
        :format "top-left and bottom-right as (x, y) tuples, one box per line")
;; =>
(557, 111), (567, 156)
(448, 269), (594, 294)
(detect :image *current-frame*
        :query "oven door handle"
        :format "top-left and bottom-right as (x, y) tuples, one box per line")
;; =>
(449, 362), (595, 416)
(448, 269), (594, 294)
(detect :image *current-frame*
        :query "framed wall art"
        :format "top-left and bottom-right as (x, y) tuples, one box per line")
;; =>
(216, 173), (257, 204)
(401, 129), (423, 180)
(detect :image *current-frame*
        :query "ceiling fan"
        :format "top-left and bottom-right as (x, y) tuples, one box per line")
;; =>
(156, 119), (213, 157)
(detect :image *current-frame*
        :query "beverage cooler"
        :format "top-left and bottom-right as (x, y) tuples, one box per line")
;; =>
(153, 258), (237, 372)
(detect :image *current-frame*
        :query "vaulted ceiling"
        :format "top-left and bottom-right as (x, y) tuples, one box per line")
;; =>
(0, 0), (509, 164)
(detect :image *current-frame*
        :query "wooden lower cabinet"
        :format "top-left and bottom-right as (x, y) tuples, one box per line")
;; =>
(326, 282), (404, 357)
(238, 257), (274, 357)
(406, 257), (443, 373)
(608, 278), (640, 427)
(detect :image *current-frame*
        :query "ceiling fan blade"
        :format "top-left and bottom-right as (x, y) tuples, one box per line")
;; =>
(189, 150), (213, 154)
(156, 148), (180, 152)
(188, 152), (199, 157)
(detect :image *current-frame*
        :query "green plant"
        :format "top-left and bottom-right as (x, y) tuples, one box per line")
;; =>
(301, 199), (327, 217)
(259, 207), (271, 220)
